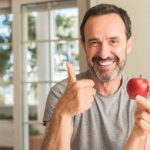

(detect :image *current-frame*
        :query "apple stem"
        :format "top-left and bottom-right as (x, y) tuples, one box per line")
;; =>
(140, 74), (142, 78)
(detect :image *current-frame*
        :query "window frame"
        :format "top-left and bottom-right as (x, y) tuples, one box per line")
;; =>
(11, 0), (89, 149)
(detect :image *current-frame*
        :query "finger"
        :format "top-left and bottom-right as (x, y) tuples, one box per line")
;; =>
(66, 62), (77, 83)
(82, 95), (95, 103)
(136, 118), (150, 132)
(136, 111), (150, 124)
(78, 98), (94, 112)
(136, 95), (150, 112)
(79, 88), (96, 96)
(76, 79), (95, 88)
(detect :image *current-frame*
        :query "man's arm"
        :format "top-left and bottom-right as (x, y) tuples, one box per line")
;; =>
(41, 63), (95, 150)
(41, 112), (73, 150)
(124, 127), (147, 150)
(125, 133), (150, 150)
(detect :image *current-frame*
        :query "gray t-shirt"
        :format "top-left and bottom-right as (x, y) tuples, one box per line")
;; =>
(43, 70), (136, 150)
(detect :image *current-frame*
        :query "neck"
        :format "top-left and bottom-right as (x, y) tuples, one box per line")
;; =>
(91, 74), (123, 96)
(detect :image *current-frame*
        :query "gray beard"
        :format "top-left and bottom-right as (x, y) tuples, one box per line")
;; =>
(89, 58), (127, 83)
(90, 64), (123, 83)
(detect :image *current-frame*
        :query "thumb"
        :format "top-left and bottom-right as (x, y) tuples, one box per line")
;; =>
(66, 62), (77, 83)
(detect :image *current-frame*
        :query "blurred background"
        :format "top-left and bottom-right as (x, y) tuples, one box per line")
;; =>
(0, 0), (150, 150)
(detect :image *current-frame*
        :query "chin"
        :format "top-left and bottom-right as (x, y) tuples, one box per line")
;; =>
(93, 68), (122, 83)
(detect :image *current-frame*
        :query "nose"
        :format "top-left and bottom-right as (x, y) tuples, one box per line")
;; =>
(98, 41), (110, 59)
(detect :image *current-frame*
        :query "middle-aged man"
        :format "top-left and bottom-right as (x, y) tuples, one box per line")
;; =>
(42, 3), (150, 150)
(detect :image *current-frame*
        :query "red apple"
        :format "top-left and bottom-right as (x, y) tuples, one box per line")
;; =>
(127, 76), (149, 100)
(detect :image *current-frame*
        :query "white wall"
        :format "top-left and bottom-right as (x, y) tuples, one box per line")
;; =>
(88, 0), (150, 79)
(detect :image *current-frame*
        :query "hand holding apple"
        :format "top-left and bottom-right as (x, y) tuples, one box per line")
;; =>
(126, 76), (150, 145)
(126, 76), (149, 100)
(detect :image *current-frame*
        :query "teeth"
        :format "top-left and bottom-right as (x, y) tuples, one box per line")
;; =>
(98, 61), (113, 66)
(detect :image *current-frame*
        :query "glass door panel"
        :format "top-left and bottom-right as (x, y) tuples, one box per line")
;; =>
(0, 12), (13, 149)
(22, 1), (79, 149)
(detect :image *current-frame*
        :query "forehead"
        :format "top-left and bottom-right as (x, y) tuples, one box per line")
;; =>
(84, 13), (126, 39)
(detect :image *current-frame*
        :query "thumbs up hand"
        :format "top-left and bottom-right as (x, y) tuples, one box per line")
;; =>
(55, 63), (96, 117)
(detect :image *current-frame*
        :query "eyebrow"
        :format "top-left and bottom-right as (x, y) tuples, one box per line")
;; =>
(87, 36), (120, 43)
(109, 37), (120, 40)
(87, 38), (100, 43)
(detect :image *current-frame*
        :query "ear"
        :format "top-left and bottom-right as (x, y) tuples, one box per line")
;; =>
(126, 37), (132, 54)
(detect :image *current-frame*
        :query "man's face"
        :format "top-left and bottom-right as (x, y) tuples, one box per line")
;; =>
(83, 13), (132, 82)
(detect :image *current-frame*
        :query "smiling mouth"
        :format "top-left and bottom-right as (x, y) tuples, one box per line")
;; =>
(92, 56), (116, 69)
(95, 60), (115, 71)
(98, 60), (114, 66)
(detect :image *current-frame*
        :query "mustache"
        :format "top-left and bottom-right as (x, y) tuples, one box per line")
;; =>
(92, 56), (119, 63)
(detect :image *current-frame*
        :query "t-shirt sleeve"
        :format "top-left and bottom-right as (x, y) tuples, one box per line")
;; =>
(43, 81), (66, 125)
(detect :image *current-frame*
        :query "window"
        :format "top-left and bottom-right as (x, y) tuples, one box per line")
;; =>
(0, 11), (13, 107)
(0, 7), (14, 148)
(0, 0), (88, 149)
(21, 1), (79, 149)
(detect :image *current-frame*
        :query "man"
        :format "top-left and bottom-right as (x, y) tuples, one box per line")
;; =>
(42, 4), (150, 150)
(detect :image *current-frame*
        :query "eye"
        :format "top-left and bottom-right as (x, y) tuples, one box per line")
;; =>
(89, 40), (99, 47)
(110, 39), (119, 46)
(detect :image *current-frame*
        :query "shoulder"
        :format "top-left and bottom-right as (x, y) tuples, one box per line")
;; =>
(122, 74), (130, 85)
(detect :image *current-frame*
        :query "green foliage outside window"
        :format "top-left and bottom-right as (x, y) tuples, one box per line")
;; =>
(54, 10), (79, 73)
(56, 14), (75, 39)
(0, 14), (12, 80)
